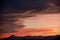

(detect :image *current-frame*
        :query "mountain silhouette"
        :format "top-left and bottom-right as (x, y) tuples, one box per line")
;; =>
(0, 35), (60, 40)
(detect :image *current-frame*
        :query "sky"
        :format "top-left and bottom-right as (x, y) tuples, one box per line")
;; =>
(1, 13), (60, 38)
(0, 0), (60, 39)
(14, 13), (60, 34)
(23, 14), (60, 28)
(2, 0), (48, 10)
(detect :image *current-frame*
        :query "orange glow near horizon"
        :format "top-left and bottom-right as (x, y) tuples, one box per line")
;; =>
(15, 28), (57, 36)
(0, 13), (60, 39)
(0, 33), (12, 39)
(0, 28), (58, 39)
(0, 28), (60, 39)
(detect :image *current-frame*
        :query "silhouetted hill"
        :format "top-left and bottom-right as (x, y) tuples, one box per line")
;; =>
(0, 35), (60, 40)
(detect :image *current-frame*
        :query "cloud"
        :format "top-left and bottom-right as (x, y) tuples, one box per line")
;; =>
(0, 17), (24, 33)
(0, 0), (60, 34)
(0, 10), (37, 34)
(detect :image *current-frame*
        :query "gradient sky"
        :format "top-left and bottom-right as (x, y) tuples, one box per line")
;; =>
(0, 0), (60, 39)
(14, 13), (60, 36)
(0, 9), (60, 39)
(23, 14), (60, 28)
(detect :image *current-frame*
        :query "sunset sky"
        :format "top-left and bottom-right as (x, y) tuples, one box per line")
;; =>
(0, 13), (60, 39)
(15, 13), (60, 36)
(1, 0), (60, 39)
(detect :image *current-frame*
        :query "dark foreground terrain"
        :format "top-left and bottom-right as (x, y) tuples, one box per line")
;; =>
(0, 35), (60, 40)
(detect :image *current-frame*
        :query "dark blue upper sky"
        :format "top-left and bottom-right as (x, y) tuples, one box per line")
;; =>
(1, 0), (49, 13)
(3, 0), (48, 9)
(1, 0), (60, 13)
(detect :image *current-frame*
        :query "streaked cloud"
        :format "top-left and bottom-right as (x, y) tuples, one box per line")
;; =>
(0, 10), (37, 34)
